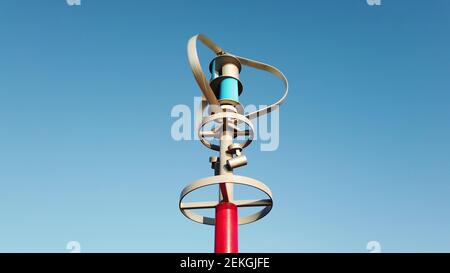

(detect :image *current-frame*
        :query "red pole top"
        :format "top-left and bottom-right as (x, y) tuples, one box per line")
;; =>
(214, 202), (238, 253)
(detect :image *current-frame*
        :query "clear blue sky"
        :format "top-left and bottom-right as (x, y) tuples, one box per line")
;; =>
(0, 0), (449, 252)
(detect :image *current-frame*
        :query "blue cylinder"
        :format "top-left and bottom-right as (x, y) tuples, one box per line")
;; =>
(219, 78), (239, 102)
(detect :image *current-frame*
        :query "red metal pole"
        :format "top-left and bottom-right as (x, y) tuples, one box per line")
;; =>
(214, 202), (238, 253)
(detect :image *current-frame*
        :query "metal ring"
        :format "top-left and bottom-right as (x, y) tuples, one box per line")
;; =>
(198, 112), (254, 151)
(179, 175), (273, 225)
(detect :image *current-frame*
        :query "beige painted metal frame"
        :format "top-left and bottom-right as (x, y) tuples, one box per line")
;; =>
(179, 175), (273, 225)
(180, 34), (288, 227)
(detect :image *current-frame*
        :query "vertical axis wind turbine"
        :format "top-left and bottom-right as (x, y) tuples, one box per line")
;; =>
(179, 34), (288, 253)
